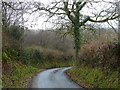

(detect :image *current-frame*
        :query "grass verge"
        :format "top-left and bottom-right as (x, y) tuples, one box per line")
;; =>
(2, 63), (45, 88)
(66, 65), (119, 88)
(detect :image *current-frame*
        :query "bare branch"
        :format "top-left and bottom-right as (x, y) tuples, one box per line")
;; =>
(2, 2), (22, 10)
(89, 15), (120, 22)
(63, 2), (75, 24)
(79, 16), (90, 27)
(77, 2), (86, 12)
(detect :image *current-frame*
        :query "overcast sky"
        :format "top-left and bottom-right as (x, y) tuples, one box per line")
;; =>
(21, 0), (118, 30)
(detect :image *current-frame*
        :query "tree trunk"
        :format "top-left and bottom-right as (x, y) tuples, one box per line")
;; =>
(73, 24), (81, 66)
(73, 4), (82, 65)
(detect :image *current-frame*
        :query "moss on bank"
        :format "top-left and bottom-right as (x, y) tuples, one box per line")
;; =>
(2, 63), (45, 88)
(2, 47), (45, 88)
(66, 65), (119, 88)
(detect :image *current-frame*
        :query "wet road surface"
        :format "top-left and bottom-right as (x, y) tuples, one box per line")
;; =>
(31, 67), (83, 88)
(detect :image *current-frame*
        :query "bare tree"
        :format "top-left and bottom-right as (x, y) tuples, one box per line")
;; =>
(23, 30), (73, 52)
(32, 0), (120, 64)
(2, 1), (32, 29)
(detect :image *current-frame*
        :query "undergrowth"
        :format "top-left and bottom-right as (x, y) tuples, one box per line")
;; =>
(2, 48), (45, 88)
(2, 46), (72, 88)
(67, 36), (119, 88)
(3, 64), (44, 88)
(23, 46), (73, 68)
(67, 65), (119, 88)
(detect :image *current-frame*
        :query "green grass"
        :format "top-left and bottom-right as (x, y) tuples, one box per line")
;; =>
(67, 65), (119, 88)
(30, 59), (73, 69)
(2, 48), (46, 88)
(2, 63), (45, 88)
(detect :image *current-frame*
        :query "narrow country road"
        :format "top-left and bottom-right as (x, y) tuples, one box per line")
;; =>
(30, 67), (83, 88)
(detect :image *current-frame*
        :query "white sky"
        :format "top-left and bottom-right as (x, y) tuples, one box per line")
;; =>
(21, 0), (119, 30)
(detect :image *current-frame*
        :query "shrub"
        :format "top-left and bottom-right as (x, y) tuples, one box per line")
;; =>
(9, 25), (23, 40)
(20, 48), (44, 64)
(31, 49), (44, 63)
(79, 40), (119, 71)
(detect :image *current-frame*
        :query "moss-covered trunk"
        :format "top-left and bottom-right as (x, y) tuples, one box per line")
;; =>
(73, 5), (81, 65)
(73, 25), (81, 64)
